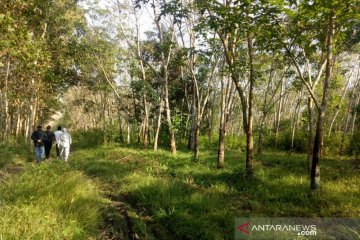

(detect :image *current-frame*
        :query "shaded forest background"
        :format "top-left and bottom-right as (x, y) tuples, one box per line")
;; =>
(1, 1), (360, 239)
(0, 0), (359, 188)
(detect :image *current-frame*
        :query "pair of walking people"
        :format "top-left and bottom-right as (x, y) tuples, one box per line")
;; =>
(31, 125), (72, 163)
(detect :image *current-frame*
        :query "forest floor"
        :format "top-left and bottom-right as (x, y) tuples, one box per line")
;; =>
(0, 140), (359, 239)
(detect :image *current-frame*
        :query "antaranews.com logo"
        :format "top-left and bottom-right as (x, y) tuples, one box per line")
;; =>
(234, 218), (360, 240)
(237, 222), (316, 237)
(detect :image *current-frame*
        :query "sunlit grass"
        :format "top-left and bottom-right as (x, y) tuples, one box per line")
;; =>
(0, 161), (107, 239)
(1, 140), (359, 239)
(0, 139), (32, 168)
(69, 145), (360, 239)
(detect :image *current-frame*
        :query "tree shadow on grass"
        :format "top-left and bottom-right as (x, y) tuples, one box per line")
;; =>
(114, 180), (236, 240)
(69, 145), (360, 238)
(0, 142), (32, 169)
(70, 153), (144, 187)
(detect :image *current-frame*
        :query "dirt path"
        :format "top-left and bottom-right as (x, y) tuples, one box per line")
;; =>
(100, 194), (138, 240)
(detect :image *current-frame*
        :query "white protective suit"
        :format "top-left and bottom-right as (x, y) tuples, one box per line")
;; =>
(54, 130), (63, 144)
(58, 128), (72, 162)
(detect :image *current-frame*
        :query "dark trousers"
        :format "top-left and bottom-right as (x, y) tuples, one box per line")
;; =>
(44, 142), (52, 159)
(56, 144), (60, 156)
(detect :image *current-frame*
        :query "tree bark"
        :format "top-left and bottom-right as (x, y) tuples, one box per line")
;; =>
(13, 103), (21, 137)
(154, 98), (163, 151)
(143, 94), (149, 149)
(126, 122), (131, 144)
(339, 107), (351, 156)
(307, 97), (314, 172)
(339, 79), (360, 154)
(311, 12), (334, 190)
(350, 93), (360, 136)
(349, 71), (360, 136)
(4, 54), (11, 142)
(274, 76), (284, 148)
(163, 68), (177, 154)
(245, 32), (255, 176)
(188, 94), (196, 150)
(118, 110), (124, 143)
(291, 91), (303, 150)
(217, 76), (227, 168)
(152, 0), (177, 154)
(217, 123), (226, 168)
(194, 123), (200, 160)
(328, 71), (352, 135)
(28, 94), (36, 149)
(257, 113), (267, 155)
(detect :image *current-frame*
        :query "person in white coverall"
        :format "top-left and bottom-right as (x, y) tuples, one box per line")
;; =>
(54, 126), (63, 156)
(58, 128), (72, 162)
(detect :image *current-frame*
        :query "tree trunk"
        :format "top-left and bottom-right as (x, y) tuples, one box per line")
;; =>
(126, 122), (131, 144)
(208, 106), (214, 146)
(137, 121), (143, 145)
(307, 97), (314, 172)
(163, 70), (177, 154)
(14, 104), (21, 137)
(328, 74), (352, 135)
(118, 111), (124, 143)
(0, 91), (2, 140)
(311, 13), (334, 190)
(143, 94), (149, 149)
(194, 123), (200, 160)
(217, 77), (227, 168)
(151, 1), (176, 154)
(339, 108), (350, 156)
(291, 91), (303, 150)
(4, 54), (11, 142)
(24, 115), (29, 139)
(274, 77), (284, 148)
(257, 113), (266, 155)
(348, 73), (360, 136)
(350, 94), (360, 136)
(188, 102), (196, 150)
(154, 98), (163, 151)
(217, 123), (226, 169)
(245, 32), (255, 176)
(28, 95), (36, 149)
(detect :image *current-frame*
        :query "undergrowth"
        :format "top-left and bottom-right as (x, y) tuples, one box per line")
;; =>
(1, 139), (359, 239)
(71, 145), (360, 239)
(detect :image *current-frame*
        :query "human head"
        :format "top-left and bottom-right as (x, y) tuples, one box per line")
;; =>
(46, 125), (51, 130)
(37, 125), (42, 130)
(62, 128), (67, 133)
(57, 126), (62, 130)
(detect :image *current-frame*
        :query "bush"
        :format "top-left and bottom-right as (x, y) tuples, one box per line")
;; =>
(349, 130), (360, 157)
(226, 135), (246, 151)
(0, 138), (32, 168)
(72, 129), (104, 149)
(323, 132), (346, 156)
(264, 130), (308, 153)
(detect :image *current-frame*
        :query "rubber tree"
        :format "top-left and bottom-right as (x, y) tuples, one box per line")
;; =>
(196, 0), (283, 176)
(275, 0), (358, 189)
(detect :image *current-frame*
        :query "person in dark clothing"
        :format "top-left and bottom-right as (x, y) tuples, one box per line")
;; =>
(31, 125), (46, 163)
(44, 125), (55, 160)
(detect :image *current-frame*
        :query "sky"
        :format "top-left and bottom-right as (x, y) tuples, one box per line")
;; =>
(81, 0), (154, 40)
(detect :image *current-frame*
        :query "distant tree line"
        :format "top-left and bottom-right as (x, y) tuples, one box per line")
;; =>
(1, 0), (359, 189)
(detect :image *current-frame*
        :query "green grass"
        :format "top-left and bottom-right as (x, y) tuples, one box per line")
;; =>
(0, 138), (32, 169)
(1, 141), (359, 239)
(0, 161), (107, 239)
(70, 145), (360, 239)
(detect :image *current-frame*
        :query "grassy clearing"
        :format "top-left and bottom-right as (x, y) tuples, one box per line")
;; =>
(0, 160), (107, 240)
(69, 145), (360, 239)
(0, 139), (32, 169)
(1, 139), (359, 239)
